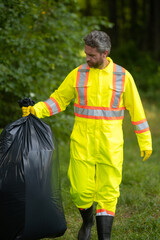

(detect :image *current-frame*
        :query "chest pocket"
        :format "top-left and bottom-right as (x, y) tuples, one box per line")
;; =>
(75, 63), (90, 106)
(110, 64), (126, 108)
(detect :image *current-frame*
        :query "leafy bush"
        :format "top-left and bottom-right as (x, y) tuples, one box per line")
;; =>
(0, 0), (110, 140)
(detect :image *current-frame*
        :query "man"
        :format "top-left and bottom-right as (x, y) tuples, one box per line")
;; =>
(22, 31), (152, 240)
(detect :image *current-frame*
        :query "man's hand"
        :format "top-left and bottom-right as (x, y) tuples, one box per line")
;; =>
(22, 106), (36, 117)
(141, 150), (152, 162)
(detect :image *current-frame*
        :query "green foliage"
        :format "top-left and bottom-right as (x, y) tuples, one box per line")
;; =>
(0, 0), (110, 140)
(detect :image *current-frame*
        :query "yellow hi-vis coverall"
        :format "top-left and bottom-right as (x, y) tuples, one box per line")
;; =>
(34, 57), (152, 216)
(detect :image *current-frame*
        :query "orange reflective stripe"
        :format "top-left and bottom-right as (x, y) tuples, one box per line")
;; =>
(96, 209), (115, 217)
(44, 97), (61, 116)
(117, 67), (125, 107)
(74, 113), (124, 120)
(74, 103), (125, 111)
(44, 101), (53, 116)
(132, 119), (149, 133)
(76, 64), (90, 105)
(50, 97), (61, 112)
(76, 65), (83, 105)
(110, 63), (117, 108)
(74, 103), (125, 120)
(134, 128), (150, 134)
(132, 119), (147, 125)
(110, 63), (126, 109)
(75, 62), (126, 120)
(84, 65), (89, 105)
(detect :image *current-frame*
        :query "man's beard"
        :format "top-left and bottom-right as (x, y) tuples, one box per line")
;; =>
(87, 59), (104, 68)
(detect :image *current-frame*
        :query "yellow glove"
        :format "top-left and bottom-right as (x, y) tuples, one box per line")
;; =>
(141, 150), (152, 162)
(22, 106), (36, 117)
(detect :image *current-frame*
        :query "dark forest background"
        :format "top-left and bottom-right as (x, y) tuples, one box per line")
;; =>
(0, 0), (160, 139)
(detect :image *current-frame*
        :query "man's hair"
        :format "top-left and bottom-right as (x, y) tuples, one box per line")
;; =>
(83, 30), (111, 54)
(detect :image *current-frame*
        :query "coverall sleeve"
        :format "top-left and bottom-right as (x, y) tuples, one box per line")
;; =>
(124, 71), (152, 152)
(34, 69), (76, 118)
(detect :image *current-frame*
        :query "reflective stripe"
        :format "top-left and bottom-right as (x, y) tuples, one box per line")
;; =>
(44, 97), (61, 116)
(76, 63), (89, 105)
(111, 64), (125, 109)
(74, 104), (125, 120)
(75, 63), (125, 119)
(132, 119), (149, 133)
(96, 209), (115, 217)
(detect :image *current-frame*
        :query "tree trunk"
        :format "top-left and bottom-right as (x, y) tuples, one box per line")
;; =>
(152, 0), (160, 58)
(108, 0), (118, 46)
(130, 0), (138, 39)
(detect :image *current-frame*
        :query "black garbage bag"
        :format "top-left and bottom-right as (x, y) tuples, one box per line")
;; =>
(0, 113), (67, 240)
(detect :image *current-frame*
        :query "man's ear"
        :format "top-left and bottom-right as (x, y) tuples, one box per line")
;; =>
(102, 50), (108, 58)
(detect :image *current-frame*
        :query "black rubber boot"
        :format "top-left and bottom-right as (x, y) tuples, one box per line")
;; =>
(78, 206), (95, 240)
(96, 215), (114, 240)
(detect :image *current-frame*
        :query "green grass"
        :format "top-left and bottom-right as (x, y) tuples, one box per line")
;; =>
(43, 101), (160, 240)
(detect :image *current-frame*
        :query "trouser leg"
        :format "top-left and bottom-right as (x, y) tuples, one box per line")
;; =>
(78, 205), (95, 240)
(95, 161), (121, 239)
(68, 157), (96, 208)
(96, 215), (114, 240)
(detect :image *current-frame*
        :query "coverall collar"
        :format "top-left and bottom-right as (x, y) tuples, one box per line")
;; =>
(99, 57), (113, 73)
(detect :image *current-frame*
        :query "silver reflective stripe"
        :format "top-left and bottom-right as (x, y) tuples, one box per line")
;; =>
(133, 121), (149, 131)
(78, 63), (89, 73)
(74, 106), (124, 119)
(96, 211), (114, 217)
(112, 64), (125, 109)
(45, 98), (59, 115)
(78, 63), (88, 71)
(77, 63), (88, 105)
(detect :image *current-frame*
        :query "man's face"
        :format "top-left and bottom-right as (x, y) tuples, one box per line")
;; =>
(84, 45), (105, 68)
